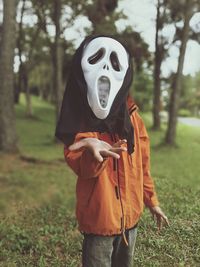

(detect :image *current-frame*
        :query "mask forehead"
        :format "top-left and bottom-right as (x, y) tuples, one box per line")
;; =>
(83, 37), (129, 68)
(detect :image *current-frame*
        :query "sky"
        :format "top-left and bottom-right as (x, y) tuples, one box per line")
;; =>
(0, 0), (200, 76)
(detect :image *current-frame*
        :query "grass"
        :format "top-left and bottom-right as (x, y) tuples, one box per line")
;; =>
(15, 94), (62, 160)
(0, 95), (200, 266)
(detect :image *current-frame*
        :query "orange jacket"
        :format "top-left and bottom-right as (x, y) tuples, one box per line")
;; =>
(64, 105), (159, 236)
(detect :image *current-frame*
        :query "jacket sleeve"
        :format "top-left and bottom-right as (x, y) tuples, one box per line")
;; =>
(136, 113), (159, 207)
(64, 132), (109, 178)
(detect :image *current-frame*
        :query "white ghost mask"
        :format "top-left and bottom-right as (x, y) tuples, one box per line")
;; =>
(81, 37), (129, 119)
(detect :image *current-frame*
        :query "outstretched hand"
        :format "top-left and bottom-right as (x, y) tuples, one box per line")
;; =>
(69, 138), (127, 162)
(149, 206), (169, 232)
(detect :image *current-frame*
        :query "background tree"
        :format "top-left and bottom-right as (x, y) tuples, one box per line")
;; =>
(152, 0), (168, 130)
(1, 0), (56, 118)
(0, 0), (18, 152)
(16, 0), (48, 117)
(52, 0), (63, 124)
(32, 0), (81, 124)
(165, 0), (200, 145)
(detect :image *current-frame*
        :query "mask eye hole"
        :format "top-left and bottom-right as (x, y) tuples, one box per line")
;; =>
(88, 48), (104, 64)
(110, 52), (120, 71)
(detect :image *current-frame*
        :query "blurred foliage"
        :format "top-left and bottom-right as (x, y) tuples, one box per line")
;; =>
(180, 72), (200, 117)
(178, 108), (192, 117)
(131, 69), (153, 111)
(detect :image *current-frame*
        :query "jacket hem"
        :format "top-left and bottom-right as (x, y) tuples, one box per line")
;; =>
(78, 217), (140, 236)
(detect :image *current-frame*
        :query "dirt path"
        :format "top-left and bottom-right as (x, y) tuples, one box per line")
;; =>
(178, 117), (200, 127)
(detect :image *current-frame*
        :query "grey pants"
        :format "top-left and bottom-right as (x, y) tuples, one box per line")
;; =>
(82, 227), (137, 267)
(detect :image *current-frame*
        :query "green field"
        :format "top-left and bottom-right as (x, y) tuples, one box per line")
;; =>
(0, 96), (199, 267)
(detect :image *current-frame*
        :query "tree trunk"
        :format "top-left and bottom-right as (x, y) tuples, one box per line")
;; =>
(165, 2), (194, 145)
(152, 0), (162, 130)
(52, 0), (63, 125)
(23, 67), (33, 117)
(14, 75), (20, 103)
(0, 0), (18, 152)
(15, 0), (26, 104)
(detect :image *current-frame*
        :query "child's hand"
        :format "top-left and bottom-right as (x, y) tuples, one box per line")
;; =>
(149, 206), (169, 232)
(69, 138), (127, 162)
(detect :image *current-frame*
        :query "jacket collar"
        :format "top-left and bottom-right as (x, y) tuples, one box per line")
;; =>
(127, 95), (138, 115)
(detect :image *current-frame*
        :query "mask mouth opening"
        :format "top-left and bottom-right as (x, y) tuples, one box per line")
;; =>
(97, 76), (110, 108)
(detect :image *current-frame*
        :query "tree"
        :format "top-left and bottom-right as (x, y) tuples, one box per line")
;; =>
(0, 0), (18, 152)
(52, 0), (64, 125)
(16, 0), (44, 117)
(165, 0), (199, 145)
(32, 0), (71, 124)
(152, 0), (168, 130)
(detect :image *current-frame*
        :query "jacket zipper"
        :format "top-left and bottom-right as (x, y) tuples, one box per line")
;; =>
(112, 134), (129, 246)
(128, 104), (136, 166)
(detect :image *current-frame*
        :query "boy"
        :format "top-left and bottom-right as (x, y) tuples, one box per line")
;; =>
(55, 35), (169, 267)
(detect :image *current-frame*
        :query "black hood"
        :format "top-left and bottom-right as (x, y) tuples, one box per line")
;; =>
(55, 35), (135, 154)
